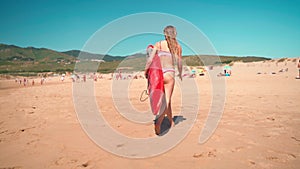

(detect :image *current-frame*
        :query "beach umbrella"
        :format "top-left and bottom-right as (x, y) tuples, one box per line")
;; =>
(224, 65), (231, 70)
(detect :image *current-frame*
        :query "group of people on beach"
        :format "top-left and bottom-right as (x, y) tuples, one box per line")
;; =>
(15, 77), (46, 86)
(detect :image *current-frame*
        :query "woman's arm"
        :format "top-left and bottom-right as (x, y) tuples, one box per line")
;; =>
(144, 47), (157, 77)
(177, 45), (183, 80)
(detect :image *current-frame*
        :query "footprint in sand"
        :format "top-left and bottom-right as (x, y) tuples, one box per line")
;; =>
(248, 160), (256, 165)
(193, 153), (203, 158)
(19, 126), (36, 133)
(193, 149), (217, 158)
(80, 161), (91, 168)
(266, 156), (279, 161)
(231, 146), (244, 153)
(26, 139), (40, 146)
(207, 150), (217, 157)
(265, 156), (288, 163)
(291, 136), (300, 142)
(266, 152), (297, 163)
(54, 157), (78, 166)
(0, 129), (9, 135)
(266, 117), (275, 121)
(116, 143), (124, 148)
(27, 111), (35, 114)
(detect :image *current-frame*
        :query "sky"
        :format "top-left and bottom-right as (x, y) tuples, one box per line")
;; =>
(0, 0), (299, 58)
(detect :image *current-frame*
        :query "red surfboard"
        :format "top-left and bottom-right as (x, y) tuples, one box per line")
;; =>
(146, 45), (166, 116)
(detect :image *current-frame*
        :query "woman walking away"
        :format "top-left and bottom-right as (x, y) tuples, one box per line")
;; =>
(145, 25), (182, 135)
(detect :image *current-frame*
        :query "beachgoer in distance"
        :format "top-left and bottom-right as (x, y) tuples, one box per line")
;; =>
(145, 25), (182, 135)
(93, 73), (98, 81)
(61, 75), (65, 82)
(191, 68), (196, 78)
(23, 78), (27, 86)
(83, 74), (86, 82)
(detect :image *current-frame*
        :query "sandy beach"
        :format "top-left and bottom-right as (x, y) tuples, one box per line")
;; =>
(0, 60), (299, 169)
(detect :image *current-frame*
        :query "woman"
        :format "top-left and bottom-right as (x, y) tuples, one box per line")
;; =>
(145, 25), (182, 134)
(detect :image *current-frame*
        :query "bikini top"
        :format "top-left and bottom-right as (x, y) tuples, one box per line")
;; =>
(156, 41), (177, 69)
(157, 41), (172, 57)
(157, 50), (172, 57)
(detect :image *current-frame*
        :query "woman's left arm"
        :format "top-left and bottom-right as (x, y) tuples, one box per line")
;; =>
(177, 45), (183, 80)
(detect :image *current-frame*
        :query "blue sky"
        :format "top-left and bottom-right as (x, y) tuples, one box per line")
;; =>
(0, 0), (299, 58)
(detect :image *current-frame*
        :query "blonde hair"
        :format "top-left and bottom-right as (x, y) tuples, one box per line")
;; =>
(164, 25), (180, 60)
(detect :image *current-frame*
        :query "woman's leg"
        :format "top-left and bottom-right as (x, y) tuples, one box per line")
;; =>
(164, 75), (175, 125)
(154, 72), (175, 134)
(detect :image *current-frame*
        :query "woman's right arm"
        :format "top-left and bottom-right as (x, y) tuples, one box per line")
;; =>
(144, 47), (157, 77)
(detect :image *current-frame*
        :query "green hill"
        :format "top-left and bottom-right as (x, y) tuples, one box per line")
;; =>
(0, 44), (74, 62)
(0, 44), (77, 75)
(183, 55), (271, 66)
(0, 44), (126, 75)
(62, 50), (124, 61)
(0, 43), (271, 76)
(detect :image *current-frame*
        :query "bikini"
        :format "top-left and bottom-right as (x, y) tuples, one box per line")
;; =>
(157, 42), (176, 75)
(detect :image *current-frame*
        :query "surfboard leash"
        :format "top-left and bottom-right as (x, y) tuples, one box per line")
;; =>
(139, 89), (149, 102)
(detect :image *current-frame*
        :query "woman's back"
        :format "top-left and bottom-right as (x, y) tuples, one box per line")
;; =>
(155, 40), (178, 70)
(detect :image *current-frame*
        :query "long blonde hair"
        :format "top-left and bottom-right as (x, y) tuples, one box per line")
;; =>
(164, 25), (180, 60)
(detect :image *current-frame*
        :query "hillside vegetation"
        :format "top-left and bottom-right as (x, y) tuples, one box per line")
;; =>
(0, 44), (271, 76)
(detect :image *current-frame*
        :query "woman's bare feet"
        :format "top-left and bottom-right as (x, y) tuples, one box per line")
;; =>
(166, 108), (173, 127)
(154, 114), (164, 135)
(167, 116), (173, 127)
(154, 123), (161, 135)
